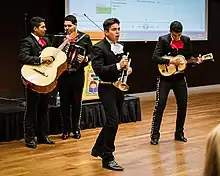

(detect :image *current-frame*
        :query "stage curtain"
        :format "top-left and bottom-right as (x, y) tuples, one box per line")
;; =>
(0, 95), (141, 142)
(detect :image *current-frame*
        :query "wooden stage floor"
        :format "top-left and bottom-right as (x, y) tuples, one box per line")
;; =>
(0, 85), (220, 176)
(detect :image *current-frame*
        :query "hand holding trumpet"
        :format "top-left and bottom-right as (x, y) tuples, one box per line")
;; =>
(113, 52), (132, 91)
(119, 54), (132, 75)
(119, 56), (129, 69)
(127, 67), (132, 75)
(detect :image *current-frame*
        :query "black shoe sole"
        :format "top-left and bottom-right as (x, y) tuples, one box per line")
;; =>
(150, 139), (159, 145)
(102, 165), (124, 171)
(25, 144), (37, 149)
(175, 138), (187, 142)
(73, 135), (81, 139)
(91, 150), (99, 157)
(91, 152), (98, 157)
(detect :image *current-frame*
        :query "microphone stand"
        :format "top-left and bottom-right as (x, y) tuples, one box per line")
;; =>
(24, 13), (28, 37)
(83, 13), (103, 32)
(20, 12), (28, 107)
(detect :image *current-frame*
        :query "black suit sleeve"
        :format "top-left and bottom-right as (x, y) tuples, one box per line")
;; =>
(85, 35), (93, 58)
(185, 36), (193, 59)
(83, 34), (93, 67)
(92, 45), (120, 81)
(152, 36), (170, 65)
(19, 38), (41, 65)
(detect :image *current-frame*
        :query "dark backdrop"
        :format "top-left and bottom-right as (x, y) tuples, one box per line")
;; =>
(0, 0), (219, 98)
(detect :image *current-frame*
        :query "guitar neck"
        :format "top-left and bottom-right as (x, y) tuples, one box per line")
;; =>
(57, 32), (79, 51)
(187, 53), (214, 63)
(58, 39), (69, 50)
(187, 57), (197, 64)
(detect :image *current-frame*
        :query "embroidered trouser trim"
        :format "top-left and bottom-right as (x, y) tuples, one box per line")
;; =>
(151, 76), (188, 139)
(58, 71), (84, 133)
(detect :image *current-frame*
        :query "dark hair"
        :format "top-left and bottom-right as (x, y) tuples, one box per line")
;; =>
(30, 16), (45, 32)
(170, 21), (183, 33)
(89, 81), (97, 86)
(64, 15), (77, 25)
(103, 18), (120, 31)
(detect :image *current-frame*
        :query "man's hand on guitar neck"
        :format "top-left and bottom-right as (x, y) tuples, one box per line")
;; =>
(196, 54), (203, 64)
(188, 54), (203, 64)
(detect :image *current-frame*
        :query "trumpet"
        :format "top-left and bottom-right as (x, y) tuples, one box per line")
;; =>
(113, 52), (131, 91)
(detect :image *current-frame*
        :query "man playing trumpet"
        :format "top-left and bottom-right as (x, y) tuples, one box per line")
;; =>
(91, 18), (132, 171)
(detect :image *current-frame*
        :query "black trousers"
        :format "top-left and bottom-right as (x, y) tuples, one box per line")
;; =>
(151, 74), (188, 139)
(24, 86), (49, 141)
(93, 84), (124, 161)
(58, 70), (84, 134)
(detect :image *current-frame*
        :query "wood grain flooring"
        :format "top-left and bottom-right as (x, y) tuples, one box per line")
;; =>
(0, 86), (219, 176)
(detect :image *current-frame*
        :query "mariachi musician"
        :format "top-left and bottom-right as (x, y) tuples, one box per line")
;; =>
(57, 15), (93, 140)
(150, 21), (203, 145)
(91, 18), (132, 171)
(19, 16), (55, 148)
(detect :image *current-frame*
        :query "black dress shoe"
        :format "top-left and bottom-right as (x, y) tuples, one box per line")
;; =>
(61, 133), (69, 140)
(73, 130), (81, 139)
(25, 139), (37, 149)
(150, 138), (159, 145)
(102, 160), (124, 171)
(175, 135), (187, 142)
(91, 147), (103, 158)
(38, 136), (55, 144)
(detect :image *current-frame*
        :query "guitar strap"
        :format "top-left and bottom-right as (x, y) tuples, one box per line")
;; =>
(73, 33), (87, 44)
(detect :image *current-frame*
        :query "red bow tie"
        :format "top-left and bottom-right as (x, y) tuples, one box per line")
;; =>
(38, 38), (46, 47)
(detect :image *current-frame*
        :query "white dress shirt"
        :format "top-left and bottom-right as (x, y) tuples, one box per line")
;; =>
(105, 37), (124, 70)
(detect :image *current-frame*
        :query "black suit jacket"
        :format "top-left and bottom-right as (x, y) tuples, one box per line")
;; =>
(60, 31), (93, 71)
(92, 38), (123, 82)
(152, 33), (193, 65)
(19, 34), (51, 65)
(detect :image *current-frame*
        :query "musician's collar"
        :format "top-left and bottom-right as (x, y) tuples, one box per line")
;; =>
(105, 37), (117, 45)
(31, 33), (40, 41)
(170, 32), (182, 41)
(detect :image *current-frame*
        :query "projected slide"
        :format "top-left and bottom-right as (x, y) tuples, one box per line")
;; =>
(66, 0), (207, 41)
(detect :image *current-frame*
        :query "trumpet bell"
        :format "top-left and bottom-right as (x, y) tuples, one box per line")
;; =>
(118, 83), (129, 91)
(112, 55), (131, 91)
(113, 81), (129, 91)
(112, 81), (120, 88)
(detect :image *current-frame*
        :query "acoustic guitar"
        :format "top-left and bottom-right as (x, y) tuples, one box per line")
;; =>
(21, 32), (77, 93)
(158, 53), (214, 76)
